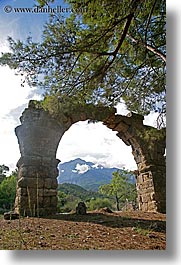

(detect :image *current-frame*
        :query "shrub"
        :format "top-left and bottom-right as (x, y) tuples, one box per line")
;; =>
(87, 198), (112, 211)
(0, 175), (16, 211)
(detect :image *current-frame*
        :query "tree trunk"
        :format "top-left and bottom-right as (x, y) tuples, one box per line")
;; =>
(115, 195), (120, 211)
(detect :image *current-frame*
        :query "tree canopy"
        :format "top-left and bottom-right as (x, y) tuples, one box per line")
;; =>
(0, 0), (166, 116)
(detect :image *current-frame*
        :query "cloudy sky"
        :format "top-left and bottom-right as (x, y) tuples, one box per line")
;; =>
(0, 0), (159, 172)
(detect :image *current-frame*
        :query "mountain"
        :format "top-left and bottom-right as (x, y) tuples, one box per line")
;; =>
(57, 158), (135, 191)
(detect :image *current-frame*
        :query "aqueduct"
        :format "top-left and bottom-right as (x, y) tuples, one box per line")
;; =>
(14, 100), (166, 216)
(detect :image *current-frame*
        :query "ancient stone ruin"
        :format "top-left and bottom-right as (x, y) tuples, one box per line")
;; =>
(14, 101), (166, 216)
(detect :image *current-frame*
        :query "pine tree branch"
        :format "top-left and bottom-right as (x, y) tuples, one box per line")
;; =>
(127, 34), (166, 62)
(144, 0), (157, 43)
(103, 12), (136, 71)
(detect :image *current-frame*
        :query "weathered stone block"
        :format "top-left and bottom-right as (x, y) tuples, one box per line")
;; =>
(43, 196), (51, 206)
(44, 178), (52, 188)
(113, 122), (129, 133)
(51, 179), (58, 189)
(4, 211), (19, 220)
(16, 187), (28, 196)
(141, 202), (148, 211)
(127, 112), (144, 123)
(37, 196), (44, 206)
(115, 115), (132, 126)
(38, 207), (57, 216)
(141, 194), (152, 203)
(142, 173), (151, 182)
(116, 132), (131, 146)
(148, 201), (157, 212)
(43, 189), (57, 197)
(37, 189), (44, 197)
(50, 196), (58, 206)
(18, 177), (44, 188)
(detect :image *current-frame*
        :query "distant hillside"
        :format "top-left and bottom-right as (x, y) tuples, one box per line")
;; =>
(57, 183), (114, 213)
(58, 158), (135, 191)
(57, 183), (103, 201)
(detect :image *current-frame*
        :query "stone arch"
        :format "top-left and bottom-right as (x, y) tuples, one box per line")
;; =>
(14, 101), (166, 216)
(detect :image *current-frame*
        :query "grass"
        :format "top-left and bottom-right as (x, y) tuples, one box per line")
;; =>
(133, 225), (153, 236)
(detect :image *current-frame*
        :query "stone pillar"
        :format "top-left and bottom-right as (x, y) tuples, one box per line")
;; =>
(131, 127), (166, 213)
(104, 112), (166, 213)
(135, 161), (166, 213)
(14, 105), (64, 216)
(15, 157), (59, 216)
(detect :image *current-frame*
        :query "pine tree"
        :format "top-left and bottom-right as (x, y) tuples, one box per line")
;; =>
(0, 0), (166, 116)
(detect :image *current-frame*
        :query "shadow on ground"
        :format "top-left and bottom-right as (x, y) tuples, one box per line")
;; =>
(44, 212), (166, 233)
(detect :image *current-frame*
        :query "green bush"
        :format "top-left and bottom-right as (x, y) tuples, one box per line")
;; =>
(87, 198), (112, 211)
(57, 191), (80, 213)
(0, 175), (17, 211)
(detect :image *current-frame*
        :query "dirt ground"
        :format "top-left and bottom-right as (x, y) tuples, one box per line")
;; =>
(0, 210), (166, 250)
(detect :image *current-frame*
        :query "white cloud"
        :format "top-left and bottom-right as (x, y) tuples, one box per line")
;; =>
(0, 117), (20, 170)
(144, 112), (158, 128)
(116, 102), (129, 115)
(116, 102), (160, 129)
(92, 164), (103, 169)
(0, 67), (28, 115)
(75, 163), (90, 174)
(0, 47), (43, 170)
(91, 164), (100, 169)
(57, 121), (137, 170)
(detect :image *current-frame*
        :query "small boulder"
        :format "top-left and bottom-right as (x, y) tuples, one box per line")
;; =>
(76, 202), (87, 215)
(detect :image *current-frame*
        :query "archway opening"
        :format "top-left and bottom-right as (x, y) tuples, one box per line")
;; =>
(57, 120), (137, 169)
(56, 120), (137, 213)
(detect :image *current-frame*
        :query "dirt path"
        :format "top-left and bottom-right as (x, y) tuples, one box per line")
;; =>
(0, 211), (166, 250)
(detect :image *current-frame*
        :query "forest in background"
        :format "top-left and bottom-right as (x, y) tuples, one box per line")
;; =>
(0, 164), (136, 214)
